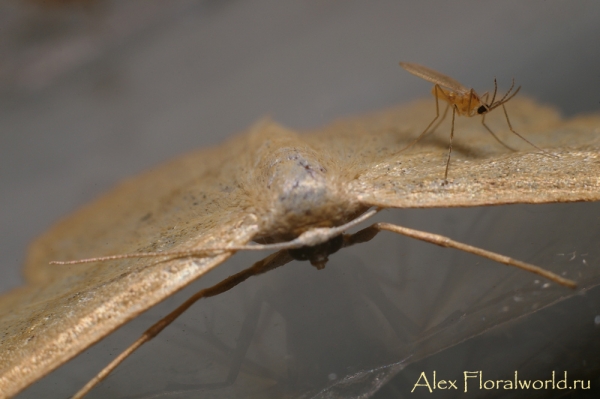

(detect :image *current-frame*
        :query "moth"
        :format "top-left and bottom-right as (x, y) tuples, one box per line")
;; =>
(0, 98), (599, 398)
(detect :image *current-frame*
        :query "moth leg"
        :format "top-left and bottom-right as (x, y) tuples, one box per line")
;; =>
(166, 258), (421, 394)
(344, 222), (576, 289)
(164, 289), (273, 392)
(168, 258), (420, 393)
(397, 84), (448, 153)
(71, 250), (294, 399)
(341, 226), (455, 337)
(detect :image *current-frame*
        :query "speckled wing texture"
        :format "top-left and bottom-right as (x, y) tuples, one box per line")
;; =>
(0, 98), (599, 397)
(303, 97), (600, 208)
(0, 123), (277, 396)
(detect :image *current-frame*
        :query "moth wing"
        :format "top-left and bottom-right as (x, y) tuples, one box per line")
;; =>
(400, 62), (469, 93)
(2, 98), (600, 396)
(304, 97), (600, 208)
(0, 124), (268, 397)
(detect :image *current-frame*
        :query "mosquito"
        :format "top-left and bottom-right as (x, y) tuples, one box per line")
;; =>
(399, 62), (547, 181)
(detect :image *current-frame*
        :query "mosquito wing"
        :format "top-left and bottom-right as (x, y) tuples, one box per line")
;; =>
(400, 62), (469, 93)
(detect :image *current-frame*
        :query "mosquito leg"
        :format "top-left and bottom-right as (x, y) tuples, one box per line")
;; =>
(481, 114), (518, 152)
(428, 102), (450, 137)
(467, 89), (473, 115)
(71, 250), (294, 399)
(481, 92), (489, 104)
(443, 106), (457, 182)
(502, 104), (556, 158)
(397, 84), (446, 153)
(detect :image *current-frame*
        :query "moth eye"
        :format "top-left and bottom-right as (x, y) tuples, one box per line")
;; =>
(477, 105), (489, 114)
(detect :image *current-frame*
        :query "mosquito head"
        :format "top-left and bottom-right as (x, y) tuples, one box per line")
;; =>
(477, 104), (490, 114)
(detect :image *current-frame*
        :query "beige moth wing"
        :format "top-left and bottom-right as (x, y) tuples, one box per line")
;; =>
(0, 99), (599, 397)
(328, 98), (600, 206)
(0, 122), (276, 397)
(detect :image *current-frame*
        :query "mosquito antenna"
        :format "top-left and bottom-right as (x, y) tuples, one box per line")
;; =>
(488, 78), (498, 106)
(397, 85), (448, 153)
(496, 78), (516, 105)
(488, 85), (521, 111)
(501, 83), (520, 104)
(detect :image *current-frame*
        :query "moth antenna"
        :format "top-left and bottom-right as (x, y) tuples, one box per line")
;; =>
(51, 209), (381, 265)
(49, 250), (224, 265)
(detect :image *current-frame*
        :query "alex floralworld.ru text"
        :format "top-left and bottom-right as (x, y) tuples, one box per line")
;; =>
(411, 371), (590, 393)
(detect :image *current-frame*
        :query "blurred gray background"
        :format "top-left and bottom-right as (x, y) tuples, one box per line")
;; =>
(1, 1), (599, 398)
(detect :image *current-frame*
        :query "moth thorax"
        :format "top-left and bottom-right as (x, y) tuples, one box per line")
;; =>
(257, 147), (348, 241)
